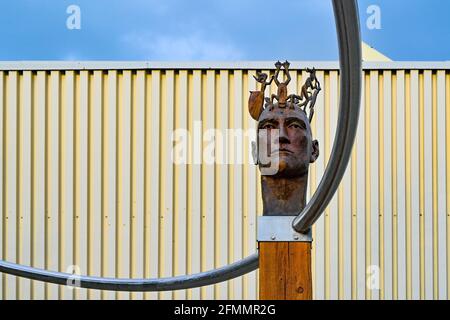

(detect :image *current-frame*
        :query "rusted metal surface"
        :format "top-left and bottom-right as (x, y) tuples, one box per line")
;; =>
(249, 61), (321, 217)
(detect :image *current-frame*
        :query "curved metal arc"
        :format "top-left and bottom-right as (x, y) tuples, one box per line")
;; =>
(0, 0), (361, 291)
(293, 0), (362, 233)
(0, 253), (259, 292)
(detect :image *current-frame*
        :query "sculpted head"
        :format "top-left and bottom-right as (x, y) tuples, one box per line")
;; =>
(256, 103), (319, 178)
(248, 62), (322, 215)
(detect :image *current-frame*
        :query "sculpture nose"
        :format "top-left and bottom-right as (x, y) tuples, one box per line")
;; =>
(279, 126), (290, 144)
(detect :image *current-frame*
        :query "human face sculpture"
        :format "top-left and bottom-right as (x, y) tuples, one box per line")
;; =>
(257, 105), (319, 178)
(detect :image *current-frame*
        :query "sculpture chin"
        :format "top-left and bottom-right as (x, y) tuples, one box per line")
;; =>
(267, 157), (309, 178)
(277, 159), (288, 173)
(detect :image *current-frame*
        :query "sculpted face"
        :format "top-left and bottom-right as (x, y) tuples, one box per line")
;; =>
(257, 104), (319, 178)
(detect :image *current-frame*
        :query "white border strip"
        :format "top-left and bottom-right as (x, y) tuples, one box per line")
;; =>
(0, 61), (450, 71)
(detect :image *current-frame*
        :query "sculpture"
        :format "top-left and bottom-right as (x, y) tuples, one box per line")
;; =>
(248, 61), (322, 218)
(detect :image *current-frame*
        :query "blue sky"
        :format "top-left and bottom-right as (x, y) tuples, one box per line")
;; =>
(0, 0), (449, 61)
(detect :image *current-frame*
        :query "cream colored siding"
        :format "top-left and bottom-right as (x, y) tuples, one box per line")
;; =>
(0, 63), (450, 300)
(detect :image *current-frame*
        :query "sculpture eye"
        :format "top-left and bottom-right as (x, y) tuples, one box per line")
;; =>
(261, 123), (275, 130)
(288, 122), (304, 129)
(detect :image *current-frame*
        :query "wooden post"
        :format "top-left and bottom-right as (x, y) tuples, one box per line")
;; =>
(259, 242), (312, 300)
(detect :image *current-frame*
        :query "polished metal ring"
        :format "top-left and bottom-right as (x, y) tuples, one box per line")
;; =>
(0, 0), (361, 292)
(293, 0), (362, 233)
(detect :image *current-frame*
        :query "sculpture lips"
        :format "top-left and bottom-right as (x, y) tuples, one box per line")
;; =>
(272, 148), (293, 155)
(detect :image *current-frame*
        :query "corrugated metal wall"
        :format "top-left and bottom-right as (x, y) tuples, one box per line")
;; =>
(0, 64), (449, 300)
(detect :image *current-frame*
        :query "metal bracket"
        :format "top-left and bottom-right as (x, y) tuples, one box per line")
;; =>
(257, 216), (312, 242)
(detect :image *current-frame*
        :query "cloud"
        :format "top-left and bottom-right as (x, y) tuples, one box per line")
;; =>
(122, 32), (245, 60)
